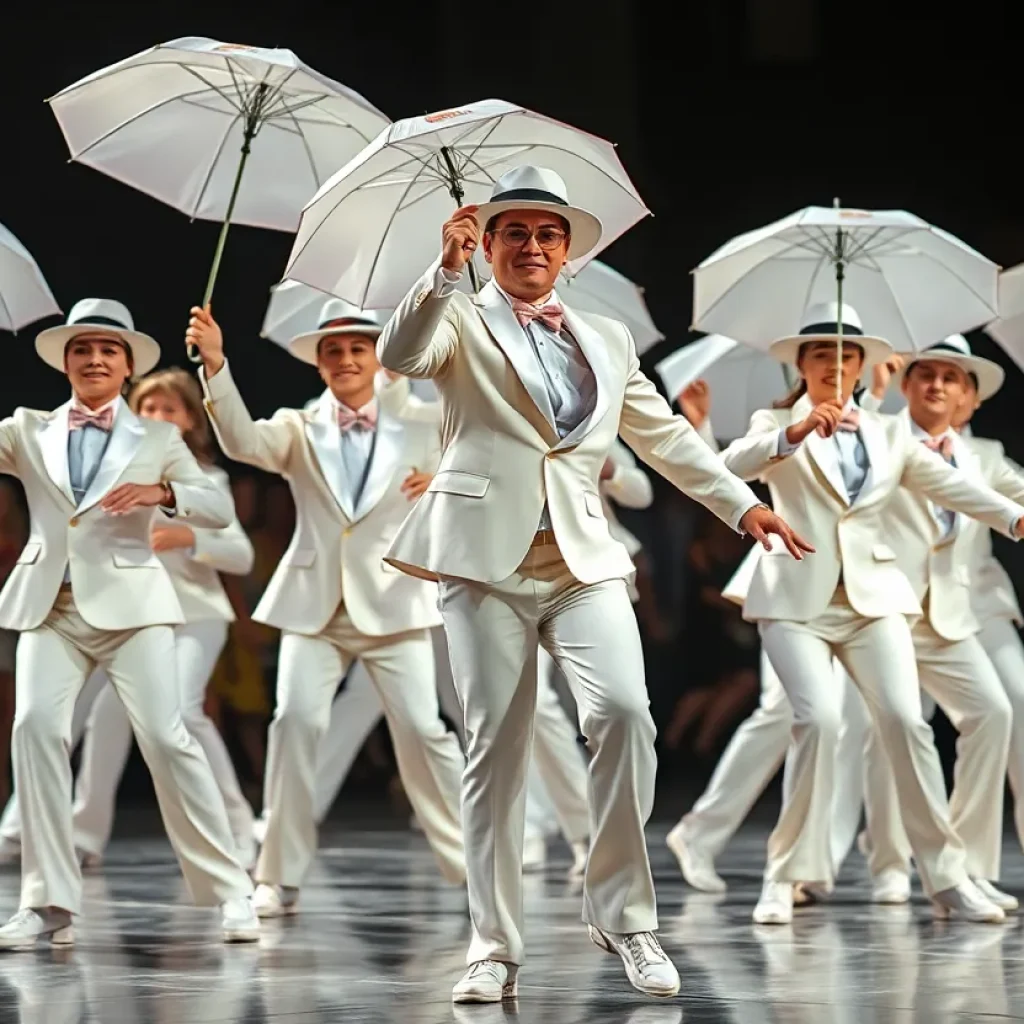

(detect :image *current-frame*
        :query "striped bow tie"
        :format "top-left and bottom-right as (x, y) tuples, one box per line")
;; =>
(923, 434), (954, 460)
(68, 406), (114, 432)
(336, 404), (377, 432)
(510, 298), (563, 333)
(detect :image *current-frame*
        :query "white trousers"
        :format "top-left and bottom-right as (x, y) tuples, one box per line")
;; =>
(284, 644), (590, 847)
(759, 592), (968, 896)
(12, 590), (251, 913)
(676, 650), (866, 874)
(439, 540), (657, 965)
(256, 606), (465, 889)
(70, 620), (254, 859)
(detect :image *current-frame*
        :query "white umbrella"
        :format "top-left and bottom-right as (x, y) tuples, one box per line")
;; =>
(559, 261), (663, 354)
(654, 335), (793, 441)
(49, 36), (390, 357)
(284, 98), (648, 309)
(693, 202), (999, 399)
(260, 279), (338, 348)
(0, 223), (61, 332)
(985, 263), (1024, 374)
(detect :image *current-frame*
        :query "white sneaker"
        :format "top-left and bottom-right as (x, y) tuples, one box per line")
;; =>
(932, 880), (1005, 923)
(251, 816), (268, 847)
(753, 880), (793, 925)
(221, 897), (260, 942)
(252, 883), (299, 919)
(871, 868), (911, 905)
(452, 960), (518, 1003)
(569, 840), (589, 880)
(0, 909), (74, 951)
(666, 824), (726, 893)
(974, 879), (1019, 912)
(522, 834), (546, 872)
(0, 837), (20, 866)
(588, 926), (680, 998)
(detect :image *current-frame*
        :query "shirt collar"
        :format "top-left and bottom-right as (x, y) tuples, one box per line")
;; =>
(909, 416), (954, 445)
(493, 279), (560, 310)
(330, 393), (378, 422)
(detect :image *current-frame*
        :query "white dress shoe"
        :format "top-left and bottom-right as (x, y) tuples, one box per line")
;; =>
(974, 879), (1019, 912)
(589, 926), (680, 998)
(932, 880), (1005, 923)
(753, 880), (793, 925)
(0, 909), (74, 950)
(522, 834), (546, 872)
(871, 868), (911, 905)
(452, 960), (518, 1003)
(251, 816), (268, 847)
(252, 883), (299, 919)
(221, 897), (260, 942)
(569, 840), (589, 879)
(0, 837), (20, 866)
(666, 824), (726, 893)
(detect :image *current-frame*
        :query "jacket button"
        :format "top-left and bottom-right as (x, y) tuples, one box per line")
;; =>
(69, 516), (79, 527)
(343, 529), (351, 537)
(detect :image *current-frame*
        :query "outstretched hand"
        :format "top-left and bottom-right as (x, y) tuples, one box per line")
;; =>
(739, 504), (815, 560)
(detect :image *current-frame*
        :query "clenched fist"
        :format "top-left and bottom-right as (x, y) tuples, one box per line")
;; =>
(441, 205), (481, 272)
(185, 306), (225, 377)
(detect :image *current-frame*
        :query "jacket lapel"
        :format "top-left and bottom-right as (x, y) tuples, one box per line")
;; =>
(854, 408), (890, 506)
(76, 404), (145, 513)
(472, 282), (558, 440)
(37, 401), (75, 506)
(352, 410), (405, 521)
(555, 304), (610, 451)
(304, 394), (354, 521)
(794, 396), (850, 506)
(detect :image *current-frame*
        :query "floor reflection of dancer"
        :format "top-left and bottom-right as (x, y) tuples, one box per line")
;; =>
(0, 298), (257, 949)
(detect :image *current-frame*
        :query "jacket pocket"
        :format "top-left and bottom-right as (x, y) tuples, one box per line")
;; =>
(283, 548), (316, 568)
(112, 549), (162, 568)
(872, 544), (896, 562)
(429, 470), (490, 498)
(584, 492), (604, 518)
(16, 542), (41, 565)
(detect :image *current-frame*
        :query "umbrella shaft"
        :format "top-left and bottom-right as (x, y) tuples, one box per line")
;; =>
(835, 256), (844, 402)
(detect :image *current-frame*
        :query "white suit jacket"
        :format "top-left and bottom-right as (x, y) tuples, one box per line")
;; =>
(721, 393), (1024, 623)
(200, 362), (442, 637)
(156, 464), (254, 624)
(377, 262), (759, 584)
(959, 435), (1024, 626)
(0, 401), (231, 632)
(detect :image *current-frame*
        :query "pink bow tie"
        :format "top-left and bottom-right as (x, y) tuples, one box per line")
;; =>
(923, 434), (954, 460)
(510, 297), (564, 333)
(336, 403), (377, 432)
(68, 406), (114, 432)
(835, 408), (860, 432)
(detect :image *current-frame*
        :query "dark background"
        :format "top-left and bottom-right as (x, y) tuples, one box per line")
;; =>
(1, 1), (1022, 807)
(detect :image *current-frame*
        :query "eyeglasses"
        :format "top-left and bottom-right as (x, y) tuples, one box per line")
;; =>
(488, 226), (567, 251)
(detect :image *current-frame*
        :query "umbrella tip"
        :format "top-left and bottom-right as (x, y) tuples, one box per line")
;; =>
(833, 196), (841, 208)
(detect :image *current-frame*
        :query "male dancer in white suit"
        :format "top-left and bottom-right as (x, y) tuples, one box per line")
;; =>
(721, 303), (1024, 926)
(377, 164), (808, 1001)
(0, 299), (257, 948)
(187, 300), (466, 917)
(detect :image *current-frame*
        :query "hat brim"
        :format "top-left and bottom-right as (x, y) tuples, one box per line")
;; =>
(35, 324), (161, 376)
(768, 333), (893, 368)
(288, 323), (383, 366)
(474, 200), (603, 261)
(893, 351), (1004, 401)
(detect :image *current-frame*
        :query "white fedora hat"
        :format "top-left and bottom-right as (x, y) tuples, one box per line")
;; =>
(35, 298), (160, 376)
(474, 166), (603, 261)
(768, 301), (892, 367)
(894, 333), (1004, 400)
(288, 299), (388, 366)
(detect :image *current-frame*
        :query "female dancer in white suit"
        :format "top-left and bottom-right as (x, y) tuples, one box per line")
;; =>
(68, 369), (258, 869)
(188, 300), (467, 918)
(721, 301), (1024, 925)
(0, 299), (257, 948)
(0, 370), (258, 872)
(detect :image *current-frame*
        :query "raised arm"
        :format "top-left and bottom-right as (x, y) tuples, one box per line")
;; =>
(901, 442), (1024, 538)
(603, 438), (653, 510)
(185, 305), (296, 474)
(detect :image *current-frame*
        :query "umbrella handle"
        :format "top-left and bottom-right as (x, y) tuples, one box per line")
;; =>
(835, 259), (845, 402)
(439, 146), (481, 294)
(187, 91), (265, 364)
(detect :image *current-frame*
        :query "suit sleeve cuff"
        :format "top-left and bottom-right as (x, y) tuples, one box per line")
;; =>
(776, 428), (801, 457)
(434, 267), (461, 297)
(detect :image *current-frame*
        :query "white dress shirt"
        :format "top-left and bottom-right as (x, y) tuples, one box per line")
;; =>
(437, 268), (597, 529)
(332, 395), (378, 510)
(909, 418), (957, 538)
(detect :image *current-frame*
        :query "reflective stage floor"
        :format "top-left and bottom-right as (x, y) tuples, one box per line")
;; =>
(1, 807), (1023, 1022)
